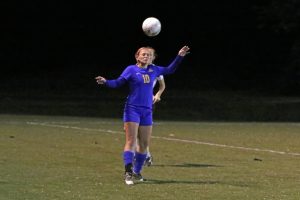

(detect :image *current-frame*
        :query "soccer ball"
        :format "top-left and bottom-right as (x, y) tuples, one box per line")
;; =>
(142, 17), (161, 37)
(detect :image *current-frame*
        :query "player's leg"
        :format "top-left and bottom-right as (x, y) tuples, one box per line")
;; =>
(144, 146), (153, 166)
(123, 105), (141, 185)
(134, 125), (152, 181)
(123, 122), (139, 185)
(144, 103), (156, 166)
(133, 108), (153, 181)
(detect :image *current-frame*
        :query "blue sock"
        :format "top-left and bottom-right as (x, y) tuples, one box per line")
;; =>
(123, 151), (134, 166)
(133, 152), (147, 174)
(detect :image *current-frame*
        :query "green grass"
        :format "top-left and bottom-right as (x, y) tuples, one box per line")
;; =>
(1, 114), (300, 200)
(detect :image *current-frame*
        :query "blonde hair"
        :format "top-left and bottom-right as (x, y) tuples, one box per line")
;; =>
(135, 46), (157, 63)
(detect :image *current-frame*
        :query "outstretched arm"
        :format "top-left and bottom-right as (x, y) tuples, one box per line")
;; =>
(95, 76), (126, 88)
(163, 45), (190, 74)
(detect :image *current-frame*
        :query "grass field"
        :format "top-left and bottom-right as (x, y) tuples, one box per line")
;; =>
(1, 114), (300, 200)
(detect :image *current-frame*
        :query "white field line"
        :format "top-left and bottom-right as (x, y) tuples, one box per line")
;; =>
(27, 122), (300, 157)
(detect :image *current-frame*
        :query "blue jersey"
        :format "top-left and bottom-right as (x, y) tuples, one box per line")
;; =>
(105, 55), (184, 109)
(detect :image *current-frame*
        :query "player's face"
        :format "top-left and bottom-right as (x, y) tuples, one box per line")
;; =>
(137, 49), (152, 65)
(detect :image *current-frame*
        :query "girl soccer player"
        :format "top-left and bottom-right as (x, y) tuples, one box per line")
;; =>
(95, 45), (190, 185)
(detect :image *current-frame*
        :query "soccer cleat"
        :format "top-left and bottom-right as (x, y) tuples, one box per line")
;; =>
(133, 172), (144, 182)
(124, 172), (134, 185)
(144, 155), (153, 167)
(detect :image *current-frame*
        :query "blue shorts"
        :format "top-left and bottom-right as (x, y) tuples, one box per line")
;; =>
(123, 105), (153, 126)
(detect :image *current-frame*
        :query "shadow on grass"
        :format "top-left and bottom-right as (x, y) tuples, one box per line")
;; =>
(136, 163), (223, 185)
(140, 179), (219, 185)
(140, 179), (253, 187)
(153, 163), (223, 168)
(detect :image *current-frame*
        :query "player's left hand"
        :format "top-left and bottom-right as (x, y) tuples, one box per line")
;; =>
(153, 95), (161, 104)
(178, 45), (190, 56)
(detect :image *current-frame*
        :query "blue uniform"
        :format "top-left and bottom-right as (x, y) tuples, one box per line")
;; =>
(105, 55), (184, 125)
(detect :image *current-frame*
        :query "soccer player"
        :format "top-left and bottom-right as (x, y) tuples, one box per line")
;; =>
(128, 47), (165, 167)
(95, 45), (190, 185)
(143, 48), (166, 167)
(143, 75), (165, 167)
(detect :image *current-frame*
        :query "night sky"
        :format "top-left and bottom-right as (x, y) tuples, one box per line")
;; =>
(2, 1), (300, 93)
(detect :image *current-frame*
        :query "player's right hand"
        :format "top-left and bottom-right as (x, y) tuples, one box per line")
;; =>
(95, 76), (106, 84)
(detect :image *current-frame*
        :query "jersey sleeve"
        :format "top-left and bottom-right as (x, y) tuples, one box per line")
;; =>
(104, 65), (133, 88)
(105, 77), (127, 88)
(120, 65), (133, 80)
(156, 55), (184, 75)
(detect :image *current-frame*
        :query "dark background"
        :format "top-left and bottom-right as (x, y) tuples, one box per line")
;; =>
(1, 0), (300, 120)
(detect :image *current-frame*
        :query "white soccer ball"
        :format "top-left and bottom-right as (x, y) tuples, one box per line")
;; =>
(142, 17), (161, 37)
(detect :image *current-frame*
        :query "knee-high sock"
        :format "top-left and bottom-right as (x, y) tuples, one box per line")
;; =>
(133, 152), (147, 174)
(123, 151), (134, 166)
